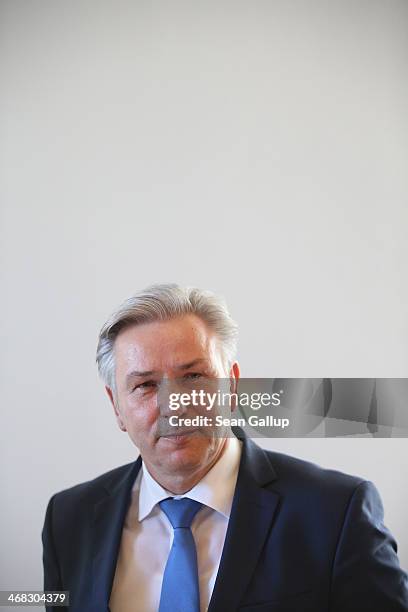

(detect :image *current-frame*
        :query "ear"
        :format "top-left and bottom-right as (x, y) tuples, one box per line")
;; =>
(229, 361), (240, 412)
(105, 386), (127, 432)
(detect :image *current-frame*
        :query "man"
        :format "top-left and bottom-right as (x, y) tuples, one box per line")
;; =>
(42, 283), (408, 611)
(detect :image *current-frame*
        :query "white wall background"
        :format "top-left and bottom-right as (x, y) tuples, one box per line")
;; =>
(1, 0), (408, 602)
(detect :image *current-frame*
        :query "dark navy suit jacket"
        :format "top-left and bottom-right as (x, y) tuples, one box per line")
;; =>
(42, 434), (408, 611)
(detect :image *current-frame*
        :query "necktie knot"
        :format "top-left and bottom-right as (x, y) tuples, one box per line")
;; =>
(159, 497), (202, 529)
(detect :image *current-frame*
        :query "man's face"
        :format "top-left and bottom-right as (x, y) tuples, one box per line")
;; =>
(106, 314), (239, 488)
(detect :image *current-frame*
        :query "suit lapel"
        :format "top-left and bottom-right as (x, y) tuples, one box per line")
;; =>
(91, 457), (142, 611)
(208, 436), (280, 612)
(87, 436), (278, 612)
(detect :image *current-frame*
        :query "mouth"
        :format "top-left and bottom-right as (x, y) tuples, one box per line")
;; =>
(160, 428), (199, 443)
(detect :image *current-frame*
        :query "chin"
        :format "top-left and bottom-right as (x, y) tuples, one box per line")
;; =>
(160, 436), (213, 465)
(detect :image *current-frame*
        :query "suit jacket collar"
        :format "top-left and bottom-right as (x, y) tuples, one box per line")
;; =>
(208, 432), (280, 612)
(91, 456), (142, 612)
(90, 432), (279, 611)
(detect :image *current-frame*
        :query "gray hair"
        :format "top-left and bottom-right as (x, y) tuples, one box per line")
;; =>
(96, 283), (238, 392)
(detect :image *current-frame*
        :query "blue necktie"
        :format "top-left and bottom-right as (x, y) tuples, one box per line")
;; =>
(158, 497), (203, 612)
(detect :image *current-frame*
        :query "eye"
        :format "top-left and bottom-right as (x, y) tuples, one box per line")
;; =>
(184, 372), (202, 380)
(133, 380), (158, 392)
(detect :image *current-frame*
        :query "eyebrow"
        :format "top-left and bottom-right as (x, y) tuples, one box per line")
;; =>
(125, 369), (158, 384)
(125, 359), (208, 384)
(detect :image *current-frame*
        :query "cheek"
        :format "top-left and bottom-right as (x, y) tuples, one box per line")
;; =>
(124, 396), (159, 434)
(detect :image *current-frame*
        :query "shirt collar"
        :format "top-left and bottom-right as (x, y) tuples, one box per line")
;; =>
(138, 435), (242, 522)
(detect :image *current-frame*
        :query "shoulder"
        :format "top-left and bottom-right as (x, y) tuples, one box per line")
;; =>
(253, 446), (385, 536)
(266, 448), (364, 486)
(50, 460), (139, 510)
(260, 446), (370, 506)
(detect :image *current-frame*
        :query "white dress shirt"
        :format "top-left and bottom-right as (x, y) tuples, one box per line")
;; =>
(109, 436), (242, 612)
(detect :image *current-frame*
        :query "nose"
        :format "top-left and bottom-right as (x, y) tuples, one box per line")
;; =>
(157, 378), (191, 418)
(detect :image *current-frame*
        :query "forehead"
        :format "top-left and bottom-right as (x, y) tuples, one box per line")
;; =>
(113, 314), (219, 373)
